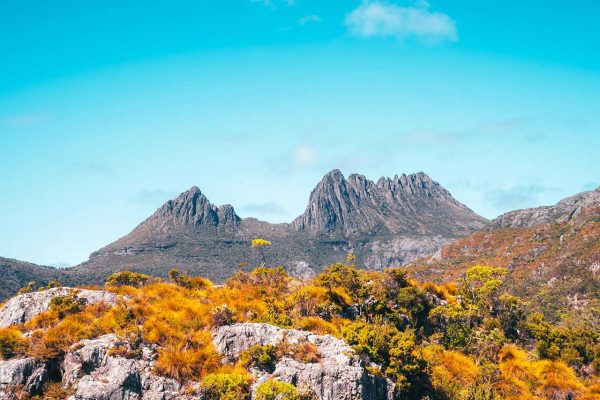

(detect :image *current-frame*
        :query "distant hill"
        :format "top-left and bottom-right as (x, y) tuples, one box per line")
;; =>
(0, 257), (70, 300)
(408, 187), (600, 321)
(66, 169), (487, 286)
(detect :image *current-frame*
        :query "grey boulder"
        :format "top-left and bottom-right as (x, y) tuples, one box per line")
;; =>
(0, 287), (117, 328)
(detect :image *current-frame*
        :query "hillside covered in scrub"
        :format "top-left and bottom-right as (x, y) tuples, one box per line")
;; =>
(0, 258), (598, 400)
(408, 186), (600, 323)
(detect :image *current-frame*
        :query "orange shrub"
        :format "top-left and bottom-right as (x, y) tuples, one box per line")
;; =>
(155, 342), (220, 381)
(0, 327), (28, 359)
(294, 317), (338, 335)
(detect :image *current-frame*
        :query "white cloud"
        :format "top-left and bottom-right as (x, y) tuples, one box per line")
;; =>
(299, 14), (322, 26)
(345, 1), (458, 43)
(293, 144), (317, 167)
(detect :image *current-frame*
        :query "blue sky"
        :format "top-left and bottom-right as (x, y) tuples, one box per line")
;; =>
(1, 0), (599, 266)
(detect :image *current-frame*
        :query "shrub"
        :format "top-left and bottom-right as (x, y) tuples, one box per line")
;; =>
(294, 317), (338, 335)
(167, 269), (211, 289)
(106, 271), (152, 288)
(17, 281), (36, 295)
(29, 382), (74, 400)
(49, 292), (87, 319)
(423, 345), (481, 400)
(284, 340), (321, 364)
(342, 320), (423, 392)
(201, 371), (251, 400)
(210, 304), (234, 327)
(45, 280), (62, 289)
(0, 327), (27, 359)
(155, 343), (220, 381)
(314, 263), (362, 298)
(255, 379), (300, 400)
(238, 344), (278, 373)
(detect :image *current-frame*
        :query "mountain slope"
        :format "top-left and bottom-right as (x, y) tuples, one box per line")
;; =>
(0, 258), (69, 300)
(407, 187), (600, 321)
(68, 170), (486, 285)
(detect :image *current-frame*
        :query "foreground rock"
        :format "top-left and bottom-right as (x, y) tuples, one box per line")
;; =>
(0, 287), (117, 328)
(62, 334), (183, 400)
(213, 323), (395, 400)
(0, 357), (48, 398)
(0, 323), (394, 400)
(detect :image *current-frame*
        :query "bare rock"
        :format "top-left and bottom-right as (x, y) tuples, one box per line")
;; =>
(63, 335), (119, 387)
(63, 335), (182, 400)
(292, 170), (487, 237)
(0, 357), (48, 397)
(212, 323), (395, 400)
(70, 356), (141, 400)
(491, 186), (600, 228)
(0, 288), (117, 328)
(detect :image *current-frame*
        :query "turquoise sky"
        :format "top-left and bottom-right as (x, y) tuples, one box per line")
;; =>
(1, 0), (599, 266)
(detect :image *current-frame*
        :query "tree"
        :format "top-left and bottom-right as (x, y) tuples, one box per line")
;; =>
(251, 239), (272, 266)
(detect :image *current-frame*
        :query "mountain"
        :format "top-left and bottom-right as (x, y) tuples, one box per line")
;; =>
(66, 170), (486, 286)
(0, 257), (70, 300)
(407, 187), (600, 321)
(292, 170), (484, 237)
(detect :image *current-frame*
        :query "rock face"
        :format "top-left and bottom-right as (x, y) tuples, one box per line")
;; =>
(292, 170), (486, 237)
(0, 323), (394, 400)
(0, 288), (117, 328)
(136, 187), (241, 233)
(0, 358), (48, 398)
(61, 334), (183, 400)
(490, 187), (600, 228)
(58, 170), (486, 288)
(213, 323), (395, 400)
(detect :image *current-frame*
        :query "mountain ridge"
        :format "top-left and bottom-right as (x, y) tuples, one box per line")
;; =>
(0, 178), (597, 306)
(71, 169), (486, 286)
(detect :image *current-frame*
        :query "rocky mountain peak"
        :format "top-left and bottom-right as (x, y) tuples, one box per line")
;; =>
(137, 186), (241, 231)
(292, 170), (486, 237)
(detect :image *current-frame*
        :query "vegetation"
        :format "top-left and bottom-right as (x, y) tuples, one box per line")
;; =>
(3, 253), (598, 399)
(255, 379), (305, 400)
(105, 271), (153, 288)
(201, 369), (251, 400)
(0, 326), (27, 359)
(251, 238), (271, 266)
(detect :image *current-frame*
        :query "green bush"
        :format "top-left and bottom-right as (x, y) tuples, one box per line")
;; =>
(201, 372), (250, 400)
(106, 271), (152, 287)
(49, 292), (87, 319)
(341, 320), (424, 392)
(255, 379), (300, 400)
(238, 344), (278, 373)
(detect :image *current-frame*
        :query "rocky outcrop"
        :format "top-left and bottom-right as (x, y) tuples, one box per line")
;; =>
(0, 323), (395, 400)
(362, 235), (455, 270)
(0, 288), (117, 328)
(490, 186), (600, 228)
(292, 170), (487, 237)
(63, 335), (182, 400)
(0, 357), (48, 398)
(213, 323), (395, 400)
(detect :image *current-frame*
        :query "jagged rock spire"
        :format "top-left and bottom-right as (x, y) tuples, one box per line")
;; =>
(292, 169), (486, 237)
(138, 186), (241, 230)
